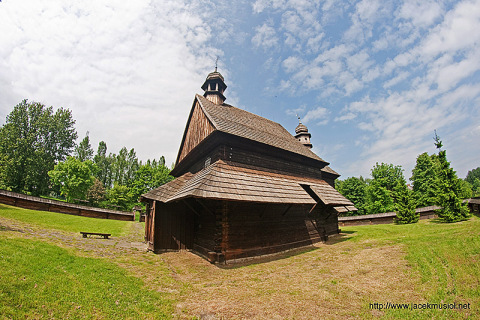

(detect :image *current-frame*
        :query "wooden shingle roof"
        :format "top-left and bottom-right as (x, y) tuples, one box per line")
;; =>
(142, 160), (354, 207)
(196, 94), (327, 164)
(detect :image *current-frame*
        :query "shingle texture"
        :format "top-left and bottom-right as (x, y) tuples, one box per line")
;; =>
(142, 160), (354, 206)
(196, 95), (327, 164)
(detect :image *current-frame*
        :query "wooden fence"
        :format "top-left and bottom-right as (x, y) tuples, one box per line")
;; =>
(0, 189), (134, 221)
(338, 206), (441, 227)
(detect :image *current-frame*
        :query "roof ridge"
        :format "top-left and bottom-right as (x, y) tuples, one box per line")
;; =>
(195, 94), (328, 165)
(197, 94), (283, 128)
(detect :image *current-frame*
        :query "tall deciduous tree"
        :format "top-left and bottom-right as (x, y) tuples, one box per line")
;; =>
(75, 132), (94, 161)
(335, 177), (368, 215)
(370, 162), (406, 191)
(0, 100), (77, 195)
(466, 167), (480, 185)
(93, 141), (113, 188)
(466, 167), (480, 196)
(129, 160), (173, 203)
(364, 180), (396, 214)
(362, 163), (405, 214)
(106, 184), (131, 211)
(48, 156), (97, 202)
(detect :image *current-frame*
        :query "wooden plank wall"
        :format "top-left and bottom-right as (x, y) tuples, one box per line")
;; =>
(148, 198), (340, 263)
(219, 201), (338, 262)
(191, 199), (219, 259)
(338, 208), (439, 227)
(0, 189), (134, 221)
(178, 102), (215, 164)
(153, 201), (194, 251)
(187, 144), (326, 182)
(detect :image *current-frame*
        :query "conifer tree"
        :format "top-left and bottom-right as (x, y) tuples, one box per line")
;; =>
(394, 182), (418, 224)
(436, 150), (470, 222)
(411, 152), (440, 207)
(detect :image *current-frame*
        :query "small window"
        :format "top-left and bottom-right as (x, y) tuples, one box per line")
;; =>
(204, 157), (211, 168)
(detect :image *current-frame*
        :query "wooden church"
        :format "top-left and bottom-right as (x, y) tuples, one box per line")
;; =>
(141, 70), (356, 263)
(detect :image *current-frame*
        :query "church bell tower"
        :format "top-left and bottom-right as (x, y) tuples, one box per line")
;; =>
(295, 118), (313, 149)
(201, 67), (227, 105)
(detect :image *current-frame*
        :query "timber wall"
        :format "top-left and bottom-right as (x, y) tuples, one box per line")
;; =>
(188, 144), (329, 184)
(0, 189), (134, 221)
(338, 206), (441, 226)
(222, 201), (338, 262)
(153, 201), (194, 251)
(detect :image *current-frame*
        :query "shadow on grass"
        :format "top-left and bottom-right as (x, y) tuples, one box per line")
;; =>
(325, 232), (355, 245)
(427, 217), (472, 224)
(210, 232), (357, 269)
(216, 245), (322, 269)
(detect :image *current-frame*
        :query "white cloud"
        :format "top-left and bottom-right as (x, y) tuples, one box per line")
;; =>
(383, 71), (409, 88)
(0, 0), (225, 164)
(335, 112), (357, 122)
(252, 22), (279, 50)
(420, 0), (480, 59)
(282, 56), (305, 73)
(302, 106), (329, 123)
(397, 0), (444, 28)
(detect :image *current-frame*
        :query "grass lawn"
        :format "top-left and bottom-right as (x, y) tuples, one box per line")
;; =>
(343, 217), (480, 319)
(0, 204), (132, 236)
(0, 238), (173, 319)
(0, 203), (479, 319)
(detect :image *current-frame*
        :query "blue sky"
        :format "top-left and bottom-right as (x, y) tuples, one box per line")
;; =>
(0, 0), (479, 180)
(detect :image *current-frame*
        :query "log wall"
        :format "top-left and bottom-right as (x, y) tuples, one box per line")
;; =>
(148, 198), (339, 264)
(221, 201), (338, 262)
(0, 189), (134, 221)
(188, 144), (326, 182)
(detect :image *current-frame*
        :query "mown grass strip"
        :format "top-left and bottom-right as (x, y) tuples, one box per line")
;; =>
(343, 217), (480, 319)
(0, 237), (173, 319)
(0, 204), (132, 236)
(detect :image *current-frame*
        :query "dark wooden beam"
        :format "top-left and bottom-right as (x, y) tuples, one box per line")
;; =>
(282, 204), (293, 216)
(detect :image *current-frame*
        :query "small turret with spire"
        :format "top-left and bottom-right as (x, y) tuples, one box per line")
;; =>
(201, 58), (227, 105)
(295, 116), (313, 149)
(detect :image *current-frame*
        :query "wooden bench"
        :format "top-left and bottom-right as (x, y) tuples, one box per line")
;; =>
(80, 232), (111, 239)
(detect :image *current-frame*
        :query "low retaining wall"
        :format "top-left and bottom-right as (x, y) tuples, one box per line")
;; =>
(0, 189), (134, 221)
(338, 206), (441, 227)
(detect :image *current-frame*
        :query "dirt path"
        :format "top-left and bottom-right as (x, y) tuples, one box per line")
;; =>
(1, 216), (422, 319)
(0, 216), (147, 257)
(159, 237), (422, 319)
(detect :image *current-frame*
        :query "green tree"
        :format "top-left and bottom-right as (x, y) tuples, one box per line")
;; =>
(106, 184), (131, 211)
(393, 182), (418, 224)
(362, 163), (405, 214)
(75, 132), (94, 161)
(335, 176), (368, 215)
(471, 178), (480, 197)
(466, 168), (480, 196)
(86, 178), (106, 206)
(93, 141), (113, 188)
(371, 162), (406, 191)
(410, 152), (441, 207)
(0, 100), (77, 195)
(466, 167), (480, 185)
(457, 179), (473, 199)
(48, 157), (96, 202)
(364, 180), (395, 214)
(436, 151), (470, 222)
(129, 160), (173, 203)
